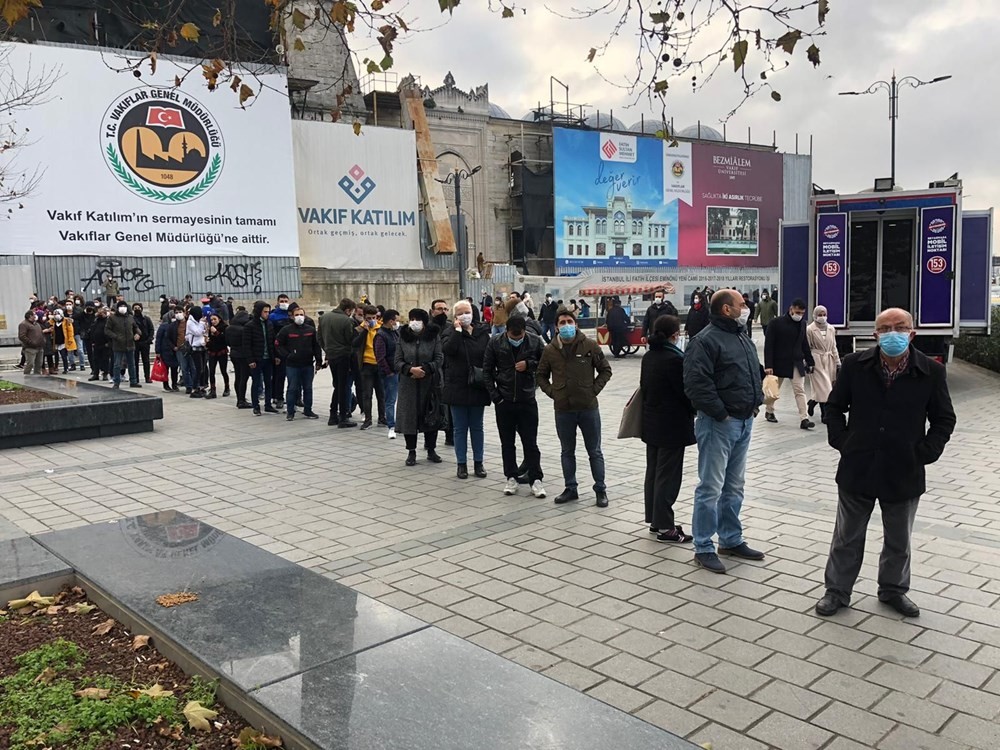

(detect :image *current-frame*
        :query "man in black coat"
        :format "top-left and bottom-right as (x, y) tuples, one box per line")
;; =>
(816, 308), (956, 619)
(605, 297), (630, 358)
(763, 297), (816, 430)
(641, 289), (678, 343)
(538, 293), (559, 342)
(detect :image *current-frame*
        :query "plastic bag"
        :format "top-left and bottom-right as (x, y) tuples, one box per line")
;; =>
(151, 356), (168, 383)
(762, 374), (780, 407)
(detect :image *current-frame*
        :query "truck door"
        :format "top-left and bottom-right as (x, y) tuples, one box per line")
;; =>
(959, 209), (994, 334)
(779, 221), (810, 311)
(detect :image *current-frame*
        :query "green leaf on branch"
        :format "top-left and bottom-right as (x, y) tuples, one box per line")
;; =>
(292, 8), (308, 29)
(438, 0), (460, 13)
(364, 58), (380, 74)
(771, 90), (782, 102)
(294, 38), (305, 51)
(818, 0), (830, 25)
(501, 5), (513, 18)
(807, 43), (821, 67)
(776, 30), (801, 54)
(653, 80), (668, 94)
(379, 53), (393, 71)
(650, 11), (669, 24)
(732, 39), (748, 72)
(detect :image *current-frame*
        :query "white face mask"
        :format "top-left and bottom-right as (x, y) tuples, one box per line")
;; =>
(457, 312), (473, 325)
(791, 313), (803, 322)
(739, 308), (751, 325)
(118, 306), (128, 314)
(815, 316), (828, 325)
(409, 320), (424, 333)
(294, 315), (305, 325)
(654, 297), (663, 304)
(279, 302), (289, 311)
(176, 313), (185, 321)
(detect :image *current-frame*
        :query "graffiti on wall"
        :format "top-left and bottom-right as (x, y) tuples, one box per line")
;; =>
(203, 261), (264, 294)
(81, 259), (164, 294)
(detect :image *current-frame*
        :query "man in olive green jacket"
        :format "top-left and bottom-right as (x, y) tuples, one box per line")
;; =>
(536, 308), (613, 507)
(754, 291), (779, 334)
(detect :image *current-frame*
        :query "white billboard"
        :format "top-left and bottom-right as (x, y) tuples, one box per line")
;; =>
(294, 120), (421, 269)
(0, 42), (298, 257)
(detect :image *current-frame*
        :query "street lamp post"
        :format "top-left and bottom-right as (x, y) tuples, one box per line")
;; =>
(839, 73), (951, 186)
(436, 165), (481, 299)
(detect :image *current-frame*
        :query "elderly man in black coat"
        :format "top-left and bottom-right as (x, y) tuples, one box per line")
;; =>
(816, 307), (956, 619)
(763, 297), (815, 430)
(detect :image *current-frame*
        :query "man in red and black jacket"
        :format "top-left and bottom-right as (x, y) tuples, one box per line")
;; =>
(275, 307), (323, 422)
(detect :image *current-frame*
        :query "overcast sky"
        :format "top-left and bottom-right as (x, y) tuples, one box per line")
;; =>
(390, 0), (996, 222)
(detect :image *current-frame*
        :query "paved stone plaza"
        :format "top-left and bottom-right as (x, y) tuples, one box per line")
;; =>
(2, 350), (1000, 750)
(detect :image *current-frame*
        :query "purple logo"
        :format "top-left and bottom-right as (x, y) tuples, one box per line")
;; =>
(338, 164), (376, 205)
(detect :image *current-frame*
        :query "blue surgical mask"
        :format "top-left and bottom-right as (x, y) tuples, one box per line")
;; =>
(879, 331), (910, 357)
(508, 336), (523, 348)
(558, 324), (576, 340)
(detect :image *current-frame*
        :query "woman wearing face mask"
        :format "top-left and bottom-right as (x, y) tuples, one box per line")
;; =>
(131, 303), (156, 383)
(685, 292), (711, 338)
(184, 306), (209, 398)
(394, 308), (445, 466)
(49, 306), (78, 374)
(441, 299), (492, 479)
(154, 308), (180, 392)
(641, 315), (696, 542)
(205, 313), (231, 399)
(805, 305), (841, 424)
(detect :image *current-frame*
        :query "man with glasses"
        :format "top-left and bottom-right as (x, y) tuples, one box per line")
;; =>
(816, 308), (956, 619)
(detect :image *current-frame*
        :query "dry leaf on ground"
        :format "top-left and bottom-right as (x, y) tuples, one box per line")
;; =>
(34, 667), (57, 684)
(184, 700), (219, 732)
(92, 618), (115, 636)
(132, 634), (151, 651)
(74, 687), (110, 700)
(156, 592), (199, 608)
(66, 603), (96, 615)
(148, 660), (169, 672)
(8, 591), (55, 609)
(131, 683), (174, 699)
(236, 727), (283, 748)
(71, 586), (85, 596)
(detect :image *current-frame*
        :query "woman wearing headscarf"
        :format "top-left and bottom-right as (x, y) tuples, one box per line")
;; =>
(441, 299), (492, 479)
(641, 315), (695, 542)
(394, 308), (445, 466)
(805, 305), (841, 423)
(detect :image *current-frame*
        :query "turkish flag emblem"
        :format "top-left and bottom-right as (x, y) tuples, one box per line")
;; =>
(146, 106), (185, 129)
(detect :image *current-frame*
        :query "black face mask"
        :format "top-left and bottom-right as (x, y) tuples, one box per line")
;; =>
(433, 313), (448, 323)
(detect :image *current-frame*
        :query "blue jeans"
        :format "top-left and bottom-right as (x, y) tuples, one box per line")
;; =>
(381, 372), (398, 428)
(450, 404), (485, 464)
(176, 349), (191, 388)
(250, 358), (274, 408)
(541, 322), (556, 342)
(73, 335), (86, 367)
(112, 350), (138, 385)
(692, 413), (753, 554)
(554, 409), (605, 492)
(285, 365), (314, 416)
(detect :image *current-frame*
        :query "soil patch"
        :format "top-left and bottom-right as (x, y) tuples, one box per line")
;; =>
(0, 586), (282, 750)
(0, 379), (68, 406)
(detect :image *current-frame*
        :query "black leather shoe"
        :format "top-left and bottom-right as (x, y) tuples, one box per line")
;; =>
(880, 594), (920, 618)
(807, 399), (817, 417)
(338, 420), (357, 428)
(765, 412), (778, 423)
(595, 490), (609, 508)
(405, 450), (417, 466)
(302, 411), (319, 419)
(456, 463), (469, 479)
(474, 462), (487, 478)
(426, 450), (443, 463)
(815, 593), (845, 617)
(327, 414), (339, 426)
(554, 489), (579, 505)
(264, 406), (279, 414)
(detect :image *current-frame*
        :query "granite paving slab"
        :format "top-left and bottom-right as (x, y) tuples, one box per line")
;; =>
(0, 535), (74, 600)
(252, 626), (697, 750)
(35, 511), (429, 691)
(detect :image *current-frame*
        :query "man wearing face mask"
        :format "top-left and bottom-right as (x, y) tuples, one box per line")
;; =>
(276, 307), (322, 421)
(104, 301), (141, 389)
(484, 315), (546, 498)
(374, 310), (401, 439)
(132, 303), (155, 384)
(754, 290), (778, 335)
(683, 290), (764, 573)
(763, 298), (816, 430)
(816, 308), (955, 619)
(537, 308), (613, 507)
(641, 289), (678, 344)
(353, 305), (386, 430)
(270, 294), (292, 410)
(538, 293), (559, 343)
(318, 298), (359, 428)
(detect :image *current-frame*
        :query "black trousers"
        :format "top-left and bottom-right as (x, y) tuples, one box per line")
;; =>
(360, 363), (385, 422)
(824, 487), (919, 604)
(644, 443), (686, 530)
(329, 355), (353, 420)
(272, 359), (287, 403)
(208, 353), (230, 390)
(92, 345), (111, 375)
(405, 431), (438, 451)
(233, 358), (250, 403)
(134, 345), (151, 381)
(495, 399), (542, 481)
(190, 349), (207, 390)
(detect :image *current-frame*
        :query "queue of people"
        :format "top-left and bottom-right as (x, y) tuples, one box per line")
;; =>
(17, 285), (958, 621)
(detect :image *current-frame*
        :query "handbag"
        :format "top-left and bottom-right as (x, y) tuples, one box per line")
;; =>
(463, 333), (487, 391)
(151, 356), (168, 383)
(617, 387), (643, 439)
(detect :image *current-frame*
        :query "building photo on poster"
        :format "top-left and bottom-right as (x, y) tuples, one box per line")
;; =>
(0, 42), (299, 257)
(553, 127), (784, 272)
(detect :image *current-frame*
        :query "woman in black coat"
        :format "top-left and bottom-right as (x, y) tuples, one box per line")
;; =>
(685, 292), (710, 338)
(395, 308), (445, 466)
(641, 314), (696, 542)
(441, 299), (492, 479)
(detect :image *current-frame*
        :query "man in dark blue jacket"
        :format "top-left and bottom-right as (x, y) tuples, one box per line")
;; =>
(269, 293), (292, 408)
(816, 307), (956, 619)
(683, 289), (764, 574)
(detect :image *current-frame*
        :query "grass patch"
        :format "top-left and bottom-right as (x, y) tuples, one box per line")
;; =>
(0, 378), (24, 391)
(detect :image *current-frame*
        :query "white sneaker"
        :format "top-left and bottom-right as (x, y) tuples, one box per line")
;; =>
(530, 480), (547, 498)
(504, 477), (518, 496)
(387, 428), (396, 440)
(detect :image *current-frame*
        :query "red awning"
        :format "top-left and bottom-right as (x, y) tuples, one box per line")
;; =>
(578, 281), (676, 297)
